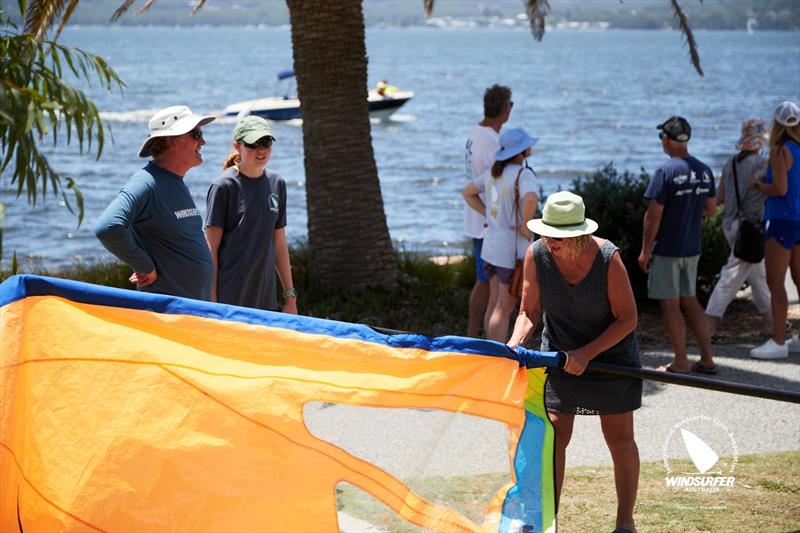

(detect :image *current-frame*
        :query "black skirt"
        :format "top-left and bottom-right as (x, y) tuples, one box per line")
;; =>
(545, 367), (642, 415)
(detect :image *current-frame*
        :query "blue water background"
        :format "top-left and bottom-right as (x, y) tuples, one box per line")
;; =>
(1, 27), (798, 269)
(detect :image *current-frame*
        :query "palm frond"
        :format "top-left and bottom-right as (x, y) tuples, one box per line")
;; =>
(525, 0), (550, 42)
(136, 0), (159, 16)
(111, 0), (136, 22)
(423, 0), (434, 17)
(671, 0), (704, 76)
(1, 26), (124, 226)
(190, 0), (207, 17)
(53, 0), (80, 42)
(24, 0), (70, 42)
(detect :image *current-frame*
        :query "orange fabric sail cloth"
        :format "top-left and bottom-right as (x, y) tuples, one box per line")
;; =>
(0, 275), (557, 532)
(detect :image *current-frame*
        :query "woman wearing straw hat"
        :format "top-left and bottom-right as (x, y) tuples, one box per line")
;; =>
(204, 116), (297, 314)
(463, 127), (539, 341)
(749, 101), (800, 359)
(705, 118), (772, 337)
(508, 191), (641, 533)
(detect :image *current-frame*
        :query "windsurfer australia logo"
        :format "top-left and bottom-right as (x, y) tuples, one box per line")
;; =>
(662, 415), (738, 493)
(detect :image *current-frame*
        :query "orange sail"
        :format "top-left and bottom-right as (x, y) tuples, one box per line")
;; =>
(1, 275), (556, 532)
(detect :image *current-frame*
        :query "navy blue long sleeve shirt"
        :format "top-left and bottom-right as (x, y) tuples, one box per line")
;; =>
(95, 162), (213, 301)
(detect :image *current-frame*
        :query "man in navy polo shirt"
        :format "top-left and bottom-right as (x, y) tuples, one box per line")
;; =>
(639, 116), (718, 374)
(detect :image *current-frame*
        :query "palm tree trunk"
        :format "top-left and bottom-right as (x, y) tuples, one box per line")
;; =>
(286, 0), (398, 289)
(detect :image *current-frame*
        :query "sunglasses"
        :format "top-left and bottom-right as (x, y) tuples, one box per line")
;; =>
(187, 128), (203, 141)
(658, 131), (667, 140)
(546, 236), (564, 242)
(509, 101), (514, 109)
(242, 137), (274, 150)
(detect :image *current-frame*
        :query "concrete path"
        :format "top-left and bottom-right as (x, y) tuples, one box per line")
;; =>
(307, 344), (799, 475)
(309, 275), (798, 476)
(567, 344), (799, 468)
(326, 339), (799, 531)
(569, 267), (798, 468)
(325, 271), (799, 531)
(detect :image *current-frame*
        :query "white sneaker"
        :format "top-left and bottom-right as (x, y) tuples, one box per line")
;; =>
(788, 335), (800, 354)
(750, 339), (789, 360)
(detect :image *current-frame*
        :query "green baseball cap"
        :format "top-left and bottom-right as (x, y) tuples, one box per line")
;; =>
(232, 116), (276, 144)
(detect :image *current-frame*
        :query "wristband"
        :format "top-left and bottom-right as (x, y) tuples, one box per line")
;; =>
(283, 288), (297, 298)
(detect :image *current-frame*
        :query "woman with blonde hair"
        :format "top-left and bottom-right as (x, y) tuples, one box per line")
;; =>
(463, 127), (538, 341)
(508, 191), (642, 533)
(749, 101), (800, 359)
(204, 115), (297, 313)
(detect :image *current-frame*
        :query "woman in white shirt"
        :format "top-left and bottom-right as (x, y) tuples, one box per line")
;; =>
(463, 127), (539, 341)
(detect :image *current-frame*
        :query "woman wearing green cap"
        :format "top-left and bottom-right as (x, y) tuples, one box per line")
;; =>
(507, 191), (641, 533)
(204, 116), (297, 313)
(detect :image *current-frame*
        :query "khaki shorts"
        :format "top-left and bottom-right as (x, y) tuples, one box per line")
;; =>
(648, 254), (699, 299)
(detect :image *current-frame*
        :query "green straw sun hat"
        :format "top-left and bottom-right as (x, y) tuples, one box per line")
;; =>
(527, 191), (598, 239)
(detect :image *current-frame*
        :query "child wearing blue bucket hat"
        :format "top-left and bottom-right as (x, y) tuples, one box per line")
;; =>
(463, 127), (539, 341)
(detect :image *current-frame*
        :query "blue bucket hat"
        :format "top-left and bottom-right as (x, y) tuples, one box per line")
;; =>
(495, 127), (539, 161)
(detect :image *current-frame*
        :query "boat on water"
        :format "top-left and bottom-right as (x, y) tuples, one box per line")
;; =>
(222, 69), (414, 122)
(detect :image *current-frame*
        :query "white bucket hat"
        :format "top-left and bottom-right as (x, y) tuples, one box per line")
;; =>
(527, 191), (598, 239)
(138, 105), (216, 157)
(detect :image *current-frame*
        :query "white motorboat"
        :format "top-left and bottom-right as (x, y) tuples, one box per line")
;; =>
(222, 70), (414, 121)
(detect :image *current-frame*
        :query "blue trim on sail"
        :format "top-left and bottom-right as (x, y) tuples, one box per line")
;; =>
(0, 275), (559, 368)
(499, 410), (547, 533)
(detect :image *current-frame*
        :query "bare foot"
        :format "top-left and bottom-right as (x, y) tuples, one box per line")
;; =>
(656, 364), (691, 374)
(706, 314), (718, 338)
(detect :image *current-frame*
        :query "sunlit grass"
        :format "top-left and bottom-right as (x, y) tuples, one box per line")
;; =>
(336, 451), (800, 532)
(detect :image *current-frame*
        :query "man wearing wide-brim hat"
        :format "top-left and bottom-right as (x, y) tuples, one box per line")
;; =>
(94, 105), (216, 300)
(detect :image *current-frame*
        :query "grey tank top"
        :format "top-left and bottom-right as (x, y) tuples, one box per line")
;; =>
(534, 239), (640, 367)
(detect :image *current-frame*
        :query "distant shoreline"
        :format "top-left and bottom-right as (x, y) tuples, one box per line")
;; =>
(7, 0), (797, 33)
(61, 24), (796, 33)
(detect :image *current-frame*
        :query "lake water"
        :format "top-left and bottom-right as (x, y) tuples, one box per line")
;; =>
(2, 26), (799, 270)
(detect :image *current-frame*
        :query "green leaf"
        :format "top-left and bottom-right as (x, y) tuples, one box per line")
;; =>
(0, 6), (124, 226)
(62, 176), (84, 227)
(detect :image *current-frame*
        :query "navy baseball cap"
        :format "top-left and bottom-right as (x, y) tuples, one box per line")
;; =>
(657, 116), (691, 142)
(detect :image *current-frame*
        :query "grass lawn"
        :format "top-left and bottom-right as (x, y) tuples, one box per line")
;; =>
(337, 451), (799, 532)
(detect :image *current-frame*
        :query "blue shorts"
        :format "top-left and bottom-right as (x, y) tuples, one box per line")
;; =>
(473, 238), (489, 284)
(766, 219), (800, 250)
(482, 261), (514, 285)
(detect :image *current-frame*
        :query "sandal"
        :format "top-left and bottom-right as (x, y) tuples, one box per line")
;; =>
(691, 361), (718, 375)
